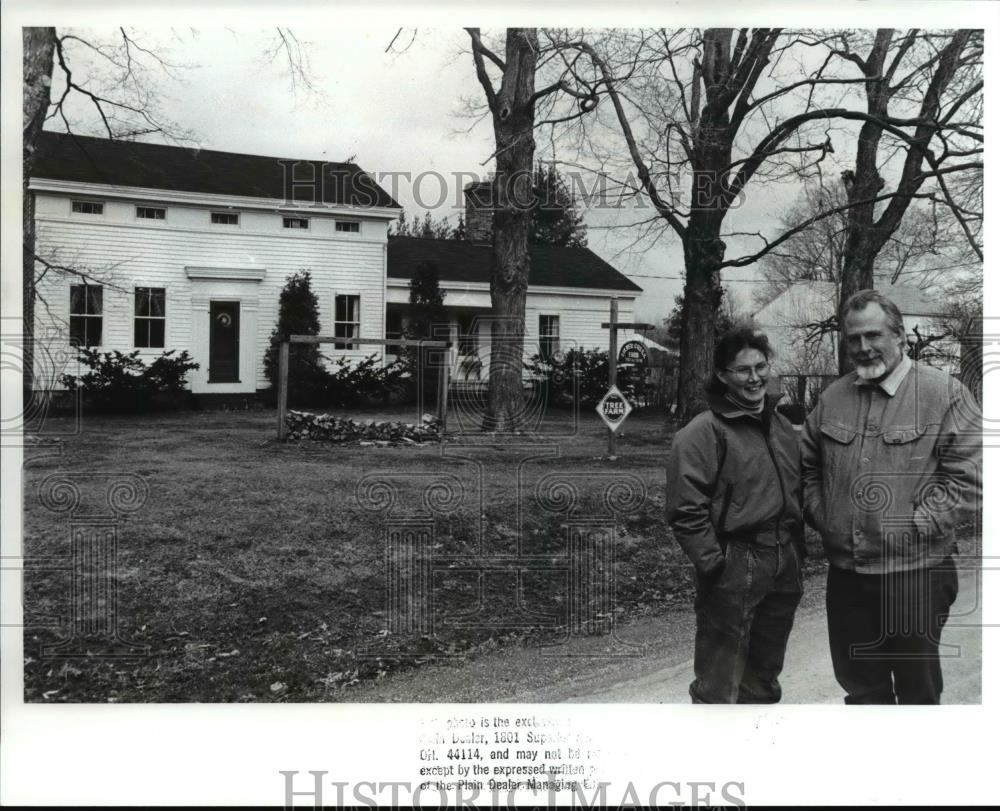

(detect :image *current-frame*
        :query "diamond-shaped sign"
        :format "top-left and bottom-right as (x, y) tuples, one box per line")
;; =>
(596, 384), (632, 432)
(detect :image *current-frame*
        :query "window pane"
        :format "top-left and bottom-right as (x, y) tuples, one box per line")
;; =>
(70, 285), (86, 314)
(135, 288), (149, 317)
(88, 286), (103, 315)
(135, 319), (148, 348)
(72, 316), (101, 347)
(149, 318), (165, 348)
(149, 288), (165, 317)
(70, 316), (87, 345)
(72, 200), (103, 215)
(335, 295), (346, 322)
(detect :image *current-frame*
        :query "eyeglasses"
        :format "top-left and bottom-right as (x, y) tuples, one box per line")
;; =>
(724, 361), (771, 381)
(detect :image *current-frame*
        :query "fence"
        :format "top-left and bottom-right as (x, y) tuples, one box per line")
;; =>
(275, 335), (451, 440)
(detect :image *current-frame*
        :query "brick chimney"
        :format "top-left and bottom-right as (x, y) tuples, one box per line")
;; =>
(463, 180), (494, 244)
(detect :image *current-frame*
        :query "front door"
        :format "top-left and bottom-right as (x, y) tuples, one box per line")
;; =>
(209, 301), (240, 382)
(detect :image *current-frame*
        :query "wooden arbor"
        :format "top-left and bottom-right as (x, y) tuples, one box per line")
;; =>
(275, 335), (451, 441)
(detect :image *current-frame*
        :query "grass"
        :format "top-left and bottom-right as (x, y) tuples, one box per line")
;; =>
(21, 405), (827, 703)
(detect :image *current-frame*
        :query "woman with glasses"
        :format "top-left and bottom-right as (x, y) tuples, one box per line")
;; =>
(666, 325), (806, 703)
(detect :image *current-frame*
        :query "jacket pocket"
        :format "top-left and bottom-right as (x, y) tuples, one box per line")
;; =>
(882, 426), (926, 445)
(820, 422), (857, 444)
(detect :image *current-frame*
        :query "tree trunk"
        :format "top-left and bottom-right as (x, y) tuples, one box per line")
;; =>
(678, 230), (725, 421)
(837, 29), (974, 374)
(675, 28), (734, 422)
(23, 27), (56, 394)
(484, 28), (537, 431)
(837, 30), (893, 373)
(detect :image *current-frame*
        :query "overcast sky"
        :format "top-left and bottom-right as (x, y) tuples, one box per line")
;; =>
(44, 25), (981, 322)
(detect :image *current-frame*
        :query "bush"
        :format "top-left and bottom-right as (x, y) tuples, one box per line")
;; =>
(60, 349), (199, 412)
(322, 353), (410, 408)
(526, 347), (644, 408)
(263, 271), (328, 407)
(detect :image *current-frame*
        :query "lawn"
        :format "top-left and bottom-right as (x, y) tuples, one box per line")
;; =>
(21, 405), (826, 702)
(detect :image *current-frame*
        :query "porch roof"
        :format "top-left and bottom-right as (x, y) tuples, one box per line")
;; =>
(387, 236), (642, 293)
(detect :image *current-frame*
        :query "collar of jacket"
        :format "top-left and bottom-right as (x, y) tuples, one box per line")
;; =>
(706, 391), (778, 421)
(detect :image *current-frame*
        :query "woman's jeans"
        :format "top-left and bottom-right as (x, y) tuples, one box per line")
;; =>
(690, 540), (803, 703)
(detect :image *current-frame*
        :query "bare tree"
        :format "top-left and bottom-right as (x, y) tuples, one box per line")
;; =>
(22, 27), (316, 394)
(22, 28), (57, 392)
(538, 28), (981, 416)
(466, 28), (594, 430)
(22, 27), (194, 392)
(756, 180), (979, 311)
(830, 28), (983, 371)
(549, 29), (850, 418)
(753, 183), (848, 310)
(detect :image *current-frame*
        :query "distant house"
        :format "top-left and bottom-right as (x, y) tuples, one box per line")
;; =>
(30, 135), (641, 396)
(754, 281), (954, 375)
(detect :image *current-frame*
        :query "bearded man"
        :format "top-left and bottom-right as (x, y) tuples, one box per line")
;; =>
(801, 289), (981, 704)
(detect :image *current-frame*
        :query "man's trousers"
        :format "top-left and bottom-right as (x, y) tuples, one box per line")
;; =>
(826, 557), (959, 704)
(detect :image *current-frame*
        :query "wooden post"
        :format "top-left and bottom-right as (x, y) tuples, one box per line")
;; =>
(277, 340), (290, 440)
(608, 297), (618, 458)
(437, 344), (450, 442)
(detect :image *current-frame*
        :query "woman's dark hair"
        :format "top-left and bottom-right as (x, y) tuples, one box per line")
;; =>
(705, 324), (774, 395)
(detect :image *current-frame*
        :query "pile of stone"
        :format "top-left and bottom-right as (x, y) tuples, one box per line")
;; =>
(284, 411), (441, 445)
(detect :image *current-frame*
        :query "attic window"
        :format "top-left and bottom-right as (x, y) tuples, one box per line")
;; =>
(335, 220), (360, 233)
(283, 216), (309, 230)
(211, 211), (239, 226)
(72, 200), (104, 215)
(136, 206), (166, 220)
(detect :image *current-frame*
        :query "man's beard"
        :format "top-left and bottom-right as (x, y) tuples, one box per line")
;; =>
(855, 358), (887, 380)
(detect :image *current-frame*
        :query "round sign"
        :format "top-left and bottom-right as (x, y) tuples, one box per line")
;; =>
(618, 340), (648, 366)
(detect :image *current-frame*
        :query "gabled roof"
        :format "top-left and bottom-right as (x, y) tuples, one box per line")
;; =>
(31, 131), (400, 209)
(387, 236), (642, 293)
(755, 281), (947, 325)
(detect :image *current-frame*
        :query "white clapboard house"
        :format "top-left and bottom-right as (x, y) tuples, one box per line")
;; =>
(30, 133), (641, 397)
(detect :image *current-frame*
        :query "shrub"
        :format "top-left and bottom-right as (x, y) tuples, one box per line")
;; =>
(263, 271), (328, 407)
(322, 353), (410, 408)
(526, 347), (644, 408)
(60, 348), (199, 412)
(403, 260), (448, 407)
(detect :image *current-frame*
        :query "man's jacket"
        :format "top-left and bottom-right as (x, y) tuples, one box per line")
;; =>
(666, 392), (804, 577)
(801, 359), (981, 574)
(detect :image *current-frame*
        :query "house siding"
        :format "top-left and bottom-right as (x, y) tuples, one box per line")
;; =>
(33, 192), (388, 392)
(386, 282), (635, 379)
